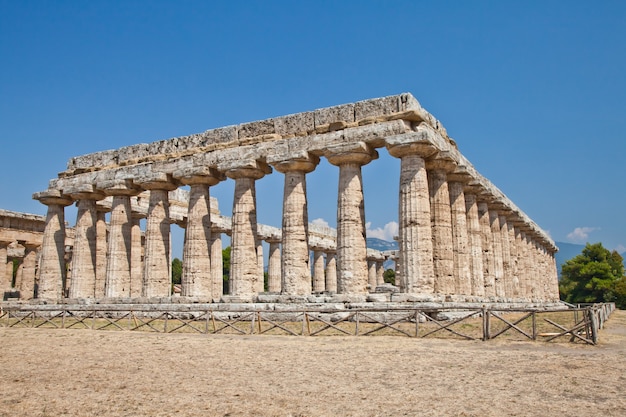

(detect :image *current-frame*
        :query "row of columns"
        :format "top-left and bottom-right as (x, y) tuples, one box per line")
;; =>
(34, 142), (557, 302)
(0, 240), (40, 300)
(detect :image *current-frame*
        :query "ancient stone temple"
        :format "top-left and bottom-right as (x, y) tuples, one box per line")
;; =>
(31, 93), (558, 304)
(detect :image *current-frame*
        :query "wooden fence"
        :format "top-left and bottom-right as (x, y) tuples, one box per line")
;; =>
(0, 303), (616, 345)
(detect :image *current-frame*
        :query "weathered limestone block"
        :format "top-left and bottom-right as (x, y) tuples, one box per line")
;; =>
(325, 142), (377, 295)
(32, 190), (73, 300)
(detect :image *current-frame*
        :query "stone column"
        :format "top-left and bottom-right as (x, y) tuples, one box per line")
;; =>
(0, 240), (11, 296)
(94, 207), (108, 298)
(464, 191), (484, 297)
(267, 237), (281, 293)
(427, 157), (455, 295)
(326, 142), (377, 295)
(387, 141), (435, 294)
(174, 171), (223, 299)
(99, 180), (139, 298)
(210, 226), (226, 299)
(448, 175), (472, 296)
(130, 213), (144, 298)
(256, 239), (265, 293)
(376, 260), (385, 286)
(270, 156), (318, 296)
(225, 162), (271, 299)
(507, 220), (520, 299)
(498, 213), (513, 299)
(489, 208), (505, 298)
(137, 177), (178, 299)
(367, 258), (377, 291)
(5, 257), (14, 290)
(324, 250), (337, 293)
(19, 242), (38, 300)
(14, 257), (24, 293)
(477, 200), (495, 297)
(312, 248), (326, 293)
(67, 187), (104, 299)
(33, 190), (73, 300)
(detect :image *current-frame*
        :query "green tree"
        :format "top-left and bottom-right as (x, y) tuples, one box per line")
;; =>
(171, 258), (182, 285)
(559, 242), (626, 306)
(222, 246), (231, 294)
(383, 268), (395, 285)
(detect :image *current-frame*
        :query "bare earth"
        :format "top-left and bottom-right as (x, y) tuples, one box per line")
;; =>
(1, 310), (625, 417)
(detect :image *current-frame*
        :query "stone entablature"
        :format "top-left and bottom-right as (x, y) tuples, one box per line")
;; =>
(30, 93), (559, 304)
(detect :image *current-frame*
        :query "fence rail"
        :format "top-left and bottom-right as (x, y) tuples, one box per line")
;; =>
(0, 303), (616, 345)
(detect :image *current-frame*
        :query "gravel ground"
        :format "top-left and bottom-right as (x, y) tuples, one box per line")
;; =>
(1, 310), (624, 417)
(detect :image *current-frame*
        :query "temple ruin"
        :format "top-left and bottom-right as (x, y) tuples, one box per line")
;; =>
(23, 93), (558, 304)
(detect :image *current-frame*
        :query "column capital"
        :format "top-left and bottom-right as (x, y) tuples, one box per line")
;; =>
(96, 179), (142, 196)
(173, 167), (225, 186)
(135, 173), (179, 191)
(447, 165), (472, 183)
(65, 184), (106, 201)
(223, 160), (272, 180)
(324, 141), (378, 166)
(425, 151), (457, 172)
(33, 189), (73, 206)
(269, 152), (320, 174)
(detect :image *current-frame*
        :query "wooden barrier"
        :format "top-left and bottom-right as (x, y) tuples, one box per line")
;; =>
(0, 303), (616, 345)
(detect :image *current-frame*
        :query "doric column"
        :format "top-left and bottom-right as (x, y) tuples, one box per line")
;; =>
(32, 189), (73, 300)
(94, 207), (108, 298)
(324, 250), (337, 293)
(66, 186), (105, 298)
(14, 257), (24, 293)
(427, 156), (456, 295)
(507, 219), (520, 299)
(270, 155), (319, 296)
(312, 248), (326, 293)
(98, 180), (139, 298)
(367, 258), (377, 291)
(174, 169), (224, 299)
(512, 226), (526, 299)
(464, 190), (484, 297)
(326, 142), (377, 295)
(498, 212), (512, 299)
(477, 200), (495, 297)
(376, 260), (385, 286)
(0, 240), (12, 296)
(5, 257), (14, 290)
(129, 212), (143, 297)
(489, 208), (505, 298)
(448, 172), (472, 296)
(135, 175), (178, 298)
(210, 226), (227, 299)
(224, 162), (271, 299)
(266, 236), (281, 293)
(387, 140), (435, 294)
(18, 242), (38, 300)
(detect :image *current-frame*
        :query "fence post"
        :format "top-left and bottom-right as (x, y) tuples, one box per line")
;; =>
(531, 311), (537, 341)
(589, 307), (598, 345)
(482, 308), (489, 341)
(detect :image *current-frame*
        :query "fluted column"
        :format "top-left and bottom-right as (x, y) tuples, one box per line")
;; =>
(33, 190), (73, 300)
(367, 258), (377, 291)
(130, 213), (143, 297)
(138, 177), (178, 298)
(427, 158), (455, 295)
(477, 200), (495, 297)
(489, 208), (505, 298)
(270, 157), (318, 296)
(67, 187), (105, 299)
(0, 240), (11, 296)
(225, 163), (271, 299)
(507, 220), (520, 299)
(18, 242), (38, 300)
(94, 208), (108, 298)
(326, 143), (377, 295)
(448, 176), (471, 296)
(98, 180), (140, 298)
(312, 248), (325, 293)
(498, 213), (512, 299)
(464, 191), (484, 297)
(175, 171), (223, 299)
(376, 261), (385, 286)
(387, 142), (435, 294)
(267, 237), (281, 293)
(324, 250), (337, 293)
(210, 227), (226, 299)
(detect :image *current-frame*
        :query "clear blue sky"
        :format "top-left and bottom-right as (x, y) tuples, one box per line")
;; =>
(1, 0), (625, 258)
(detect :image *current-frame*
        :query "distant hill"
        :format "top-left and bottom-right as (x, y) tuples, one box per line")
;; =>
(366, 237), (398, 252)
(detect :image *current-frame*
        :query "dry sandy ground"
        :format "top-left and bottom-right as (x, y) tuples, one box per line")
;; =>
(1, 311), (625, 417)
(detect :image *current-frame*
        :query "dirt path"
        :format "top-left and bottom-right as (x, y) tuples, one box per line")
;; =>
(1, 310), (625, 417)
